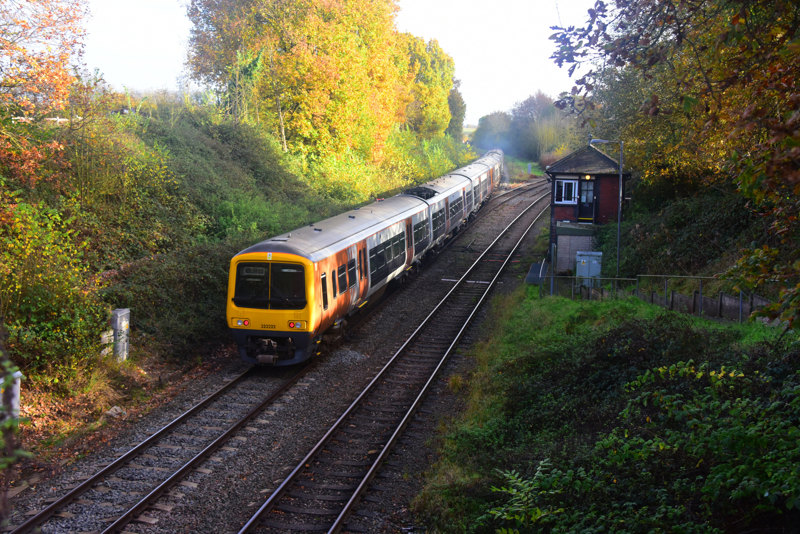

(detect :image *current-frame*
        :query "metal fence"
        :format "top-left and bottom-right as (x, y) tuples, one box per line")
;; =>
(540, 274), (769, 323)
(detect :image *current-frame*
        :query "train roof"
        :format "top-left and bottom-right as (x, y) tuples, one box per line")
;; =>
(438, 151), (503, 183)
(449, 162), (490, 180)
(236, 195), (427, 262)
(402, 173), (470, 201)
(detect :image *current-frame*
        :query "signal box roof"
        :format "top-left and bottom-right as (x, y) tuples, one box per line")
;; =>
(545, 145), (624, 176)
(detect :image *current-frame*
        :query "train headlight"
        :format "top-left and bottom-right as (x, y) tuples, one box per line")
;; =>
(288, 321), (305, 329)
(233, 318), (250, 327)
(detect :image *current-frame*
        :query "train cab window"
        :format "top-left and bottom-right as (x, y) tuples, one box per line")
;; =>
(347, 259), (357, 288)
(233, 263), (269, 309)
(234, 262), (306, 310)
(338, 264), (348, 292)
(321, 273), (329, 310)
(359, 249), (366, 278)
(331, 270), (337, 297)
(270, 264), (307, 309)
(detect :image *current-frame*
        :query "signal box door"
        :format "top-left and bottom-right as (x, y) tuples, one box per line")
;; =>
(578, 180), (595, 222)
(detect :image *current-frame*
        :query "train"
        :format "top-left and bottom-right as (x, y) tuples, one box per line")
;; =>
(226, 150), (505, 365)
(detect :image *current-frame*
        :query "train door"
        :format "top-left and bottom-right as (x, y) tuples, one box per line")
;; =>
(345, 244), (359, 311)
(356, 240), (369, 300)
(405, 219), (413, 265)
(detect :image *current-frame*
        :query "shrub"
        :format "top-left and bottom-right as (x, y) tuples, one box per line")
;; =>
(417, 292), (796, 533)
(0, 199), (107, 381)
(99, 239), (250, 360)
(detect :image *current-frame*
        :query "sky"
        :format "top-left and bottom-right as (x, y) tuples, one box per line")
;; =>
(84, 0), (595, 125)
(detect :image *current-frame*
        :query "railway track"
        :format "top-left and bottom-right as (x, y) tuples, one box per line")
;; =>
(7, 178), (549, 533)
(9, 366), (313, 534)
(239, 188), (550, 533)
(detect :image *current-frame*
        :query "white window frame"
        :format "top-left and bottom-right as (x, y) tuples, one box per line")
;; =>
(555, 179), (578, 205)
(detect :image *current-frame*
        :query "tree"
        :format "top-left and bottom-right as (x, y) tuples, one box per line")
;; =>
(0, 0), (85, 189)
(509, 91), (558, 160)
(0, 0), (85, 116)
(188, 0), (411, 162)
(472, 112), (512, 152)
(551, 0), (800, 327)
(401, 34), (454, 138)
(445, 78), (466, 141)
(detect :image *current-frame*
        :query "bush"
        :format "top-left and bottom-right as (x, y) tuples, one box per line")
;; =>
(597, 189), (762, 278)
(416, 291), (797, 533)
(0, 200), (107, 381)
(100, 239), (250, 360)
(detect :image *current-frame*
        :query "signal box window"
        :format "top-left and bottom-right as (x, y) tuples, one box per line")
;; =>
(555, 179), (578, 205)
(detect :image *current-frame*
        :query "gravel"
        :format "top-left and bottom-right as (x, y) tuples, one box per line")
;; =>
(7, 181), (549, 533)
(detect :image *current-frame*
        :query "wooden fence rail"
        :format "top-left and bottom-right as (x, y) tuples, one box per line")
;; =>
(541, 275), (770, 323)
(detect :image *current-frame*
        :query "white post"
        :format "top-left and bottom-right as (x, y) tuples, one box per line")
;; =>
(111, 309), (130, 361)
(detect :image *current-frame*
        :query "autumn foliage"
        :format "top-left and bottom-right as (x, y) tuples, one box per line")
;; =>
(0, 0), (473, 390)
(187, 0), (461, 165)
(0, 0), (84, 115)
(551, 0), (800, 328)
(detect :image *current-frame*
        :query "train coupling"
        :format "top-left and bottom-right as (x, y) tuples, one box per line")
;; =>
(256, 339), (279, 365)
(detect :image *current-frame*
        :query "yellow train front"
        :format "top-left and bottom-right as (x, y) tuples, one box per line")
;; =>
(226, 194), (429, 366)
(226, 150), (504, 366)
(227, 250), (318, 365)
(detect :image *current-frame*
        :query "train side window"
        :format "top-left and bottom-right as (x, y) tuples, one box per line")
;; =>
(338, 264), (347, 292)
(347, 259), (356, 288)
(332, 270), (337, 297)
(321, 273), (329, 310)
(391, 235), (401, 257)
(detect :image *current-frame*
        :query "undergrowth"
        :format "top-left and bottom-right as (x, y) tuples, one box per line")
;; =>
(415, 288), (798, 533)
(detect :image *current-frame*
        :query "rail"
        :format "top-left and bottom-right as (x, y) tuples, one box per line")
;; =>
(239, 189), (551, 533)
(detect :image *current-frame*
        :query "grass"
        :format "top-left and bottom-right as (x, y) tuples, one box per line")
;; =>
(504, 156), (545, 181)
(414, 288), (797, 533)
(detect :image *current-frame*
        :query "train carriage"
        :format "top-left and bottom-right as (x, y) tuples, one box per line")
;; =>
(228, 195), (429, 365)
(227, 151), (504, 366)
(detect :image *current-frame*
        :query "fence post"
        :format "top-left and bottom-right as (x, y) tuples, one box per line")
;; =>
(664, 278), (669, 308)
(635, 276), (640, 299)
(549, 243), (556, 296)
(699, 279), (704, 316)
